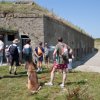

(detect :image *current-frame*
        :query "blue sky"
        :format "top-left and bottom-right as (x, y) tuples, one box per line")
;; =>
(0, 0), (100, 38)
(34, 0), (100, 38)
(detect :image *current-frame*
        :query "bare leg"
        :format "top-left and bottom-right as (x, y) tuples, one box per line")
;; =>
(14, 66), (17, 75)
(50, 67), (56, 83)
(9, 66), (12, 74)
(61, 68), (67, 87)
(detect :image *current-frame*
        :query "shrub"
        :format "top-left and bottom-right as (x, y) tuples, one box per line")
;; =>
(66, 86), (94, 100)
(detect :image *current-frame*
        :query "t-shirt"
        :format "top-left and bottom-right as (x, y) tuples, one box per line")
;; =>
(35, 46), (44, 57)
(23, 44), (32, 55)
(55, 42), (68, 64)
(44, 46), (49, 56)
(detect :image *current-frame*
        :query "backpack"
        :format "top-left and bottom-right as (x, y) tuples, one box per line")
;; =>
(9, 45), (18, 56)
(37, 47), (43, 56)
(23, 47), (32, 55)
(61, 44), (69, 62)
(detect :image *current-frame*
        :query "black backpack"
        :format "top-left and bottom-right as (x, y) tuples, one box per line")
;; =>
(9, 45), (19, 56)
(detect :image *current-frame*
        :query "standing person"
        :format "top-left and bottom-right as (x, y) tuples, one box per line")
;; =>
(23, 39), (33, 70)
(5, 45), (10, 65)
(34, 42), (44, 72)
(0, 35), (4, 66)
(17, 45), (21, 65)
(68, 49), (74, 72)
(45, 37), (69, 88)
(9, 39), (20, 75)
(44, 43), (50, 68)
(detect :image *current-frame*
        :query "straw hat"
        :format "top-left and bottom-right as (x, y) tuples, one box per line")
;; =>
(13, 39), (20, 44)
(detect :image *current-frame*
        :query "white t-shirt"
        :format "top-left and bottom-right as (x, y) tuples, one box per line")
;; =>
(23, 44), (32, 54)
(0, 40), (4, 56)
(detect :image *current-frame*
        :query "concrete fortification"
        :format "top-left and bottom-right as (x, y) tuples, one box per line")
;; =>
(0, 1), (94, 61)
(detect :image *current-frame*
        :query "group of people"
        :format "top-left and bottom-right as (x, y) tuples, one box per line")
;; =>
(0, 35), (74, 93)
(23, 39), (50, 73)
(22, 37), (74, 93)
(0, 34), (50, 74)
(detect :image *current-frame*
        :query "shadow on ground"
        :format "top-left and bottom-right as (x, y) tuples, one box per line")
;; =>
(2, 71), (27, 79)
(73, 50), (98, 68)
(66, 80), (87, 85)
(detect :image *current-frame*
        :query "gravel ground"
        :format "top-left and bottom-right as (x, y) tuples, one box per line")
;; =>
(74, 51), (100, 73)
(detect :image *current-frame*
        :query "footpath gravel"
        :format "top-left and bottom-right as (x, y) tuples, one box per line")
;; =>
(74, 51), (100, 73)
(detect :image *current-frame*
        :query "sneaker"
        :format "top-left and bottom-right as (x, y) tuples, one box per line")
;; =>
(60, 84), (64, 88)
(36, 68), (40, 72)
(14, 72), (17, 75)
(9, 71), (12, 74)
(40, 68), (42, 72)
(45, 82), (53, 86)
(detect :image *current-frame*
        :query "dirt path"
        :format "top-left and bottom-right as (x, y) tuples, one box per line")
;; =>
(74, 51), (100, 73)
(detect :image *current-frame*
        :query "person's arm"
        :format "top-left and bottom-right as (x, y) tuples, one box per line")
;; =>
(53, 49), (57, 56)
(34, 47), (39, 58)
(22, 46), (25, 53)
(17, 46), (21, 54)
(67, 45), (74, 59)
(53, 44), (58, 60)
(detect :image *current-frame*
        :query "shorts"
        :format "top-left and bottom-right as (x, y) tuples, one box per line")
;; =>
(53, 61), (67, 70)
(37, 56), (43, 62)
(24, 54), (32, 62)
(9, 55), (19, 66)
(44, 55), (49, 62)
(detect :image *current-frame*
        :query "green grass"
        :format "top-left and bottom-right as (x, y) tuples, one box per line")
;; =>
(0, 65), (100, 100)
(95, 38), (100, 41)
(95, 38), (100, 50)
(0, 2), (49, 14)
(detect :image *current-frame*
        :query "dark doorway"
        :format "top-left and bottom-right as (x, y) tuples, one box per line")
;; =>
(21, 35), (29, 62)
(21, 35), (29, 48)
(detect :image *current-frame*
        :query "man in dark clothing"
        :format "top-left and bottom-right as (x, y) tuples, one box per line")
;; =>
(9, 39), (20, 75)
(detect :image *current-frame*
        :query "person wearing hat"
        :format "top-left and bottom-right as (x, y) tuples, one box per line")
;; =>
(9, 38), (20, 75)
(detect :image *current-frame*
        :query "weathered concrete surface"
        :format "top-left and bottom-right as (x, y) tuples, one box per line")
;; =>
(74, 51), (100, 73)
